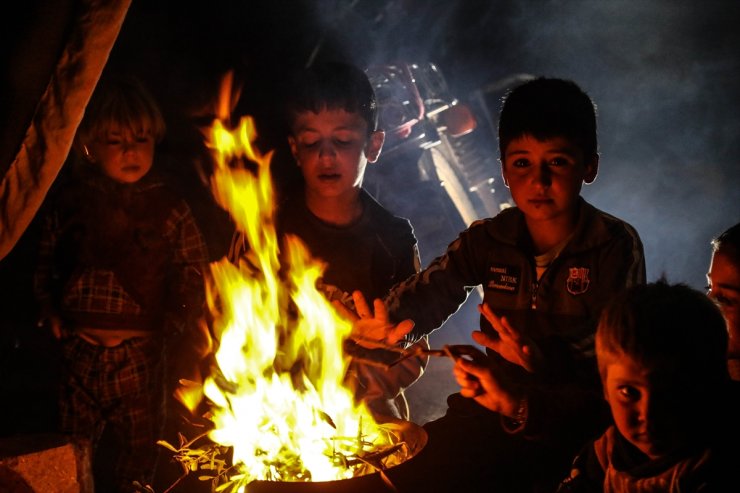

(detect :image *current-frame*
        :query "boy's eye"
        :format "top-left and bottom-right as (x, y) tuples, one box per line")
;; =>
(511, 158), (529, 168)
(103, 135), (152, 146)
(708, 287), (739, 308)
(715, 294), (738, 308)
(617, 385), (641, 402)
(549, 157), (571, 167)
(333, 130), (359, 146)
(300, 140), (319, 148)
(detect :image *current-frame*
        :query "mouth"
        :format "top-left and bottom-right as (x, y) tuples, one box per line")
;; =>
(633, 431), (650, 442)
(633, 431), (667, 450)
(528, 197), (552, 206)
(121, 164), (142, 173)
(318, 173), (341, 182)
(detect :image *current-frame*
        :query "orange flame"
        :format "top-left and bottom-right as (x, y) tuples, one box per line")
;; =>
(186, 114), (396, 488)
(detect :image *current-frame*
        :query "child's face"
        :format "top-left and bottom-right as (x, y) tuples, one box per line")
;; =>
(604, 356), (687, 460)
(288, 108), (384, 202)
(708, 249), (740, 357)
(88, 123), (155, 184)
(501, 135), (597, 225)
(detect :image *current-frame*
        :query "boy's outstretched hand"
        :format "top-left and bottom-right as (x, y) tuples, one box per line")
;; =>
(332, 290), (415, 348)
(452, 345), (521, 417)
(473, 303), (541, 373)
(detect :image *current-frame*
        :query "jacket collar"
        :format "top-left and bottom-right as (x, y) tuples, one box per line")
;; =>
(486, 197), (613, 254)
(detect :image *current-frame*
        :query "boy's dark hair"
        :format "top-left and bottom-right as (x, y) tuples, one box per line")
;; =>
(596, 279), (729, 387)
(74, 75), (166, 153)
(284, 61), (379, 135)
(711, 221), (740, 264)
(498, 77), (597, 159)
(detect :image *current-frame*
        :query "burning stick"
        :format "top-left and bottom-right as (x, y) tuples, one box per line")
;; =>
(343, 340), (479, 369)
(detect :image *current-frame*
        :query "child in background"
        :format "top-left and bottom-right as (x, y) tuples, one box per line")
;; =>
(707, 221), (740, 380)
(230, 61), (428, 421)
(345, 77), (646, 492)
(556, 280), (738, 492)
(34, 75), (209, 492)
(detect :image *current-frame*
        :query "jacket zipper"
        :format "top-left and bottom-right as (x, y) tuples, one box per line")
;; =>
(531, 256), (559, 309)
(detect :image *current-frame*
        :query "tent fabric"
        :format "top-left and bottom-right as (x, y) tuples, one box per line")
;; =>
(0, 0), (131, 260)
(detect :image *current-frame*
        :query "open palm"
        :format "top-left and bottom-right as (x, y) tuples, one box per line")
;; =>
(332, 290), (415, 347)
(473, 303), (541, 373)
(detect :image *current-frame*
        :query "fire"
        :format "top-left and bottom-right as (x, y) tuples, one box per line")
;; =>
(168, 114), (405, 491)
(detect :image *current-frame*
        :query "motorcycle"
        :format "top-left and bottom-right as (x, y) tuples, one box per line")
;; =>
(364, 61), (524, 264)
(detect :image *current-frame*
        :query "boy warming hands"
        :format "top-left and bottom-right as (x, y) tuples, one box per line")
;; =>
(230, 61), (428, 420)
(347, 77), (646, 493)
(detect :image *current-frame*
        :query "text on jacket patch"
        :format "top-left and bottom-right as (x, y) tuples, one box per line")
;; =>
(488, 265), (521, 293)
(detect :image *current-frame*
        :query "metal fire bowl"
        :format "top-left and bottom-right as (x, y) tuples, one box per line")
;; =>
(246, 418), (427, 493)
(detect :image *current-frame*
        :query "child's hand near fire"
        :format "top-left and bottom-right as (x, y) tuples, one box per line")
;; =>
(472, 303), (542, 373)
(332, 290), (415, 348)
(452, 345), (525, 421)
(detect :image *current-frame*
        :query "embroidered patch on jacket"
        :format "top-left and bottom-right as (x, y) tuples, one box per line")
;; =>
(566, 267), (590, 295)
(487, 265), (520, 293)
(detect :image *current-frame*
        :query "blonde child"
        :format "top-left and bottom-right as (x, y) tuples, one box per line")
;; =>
(34, 75), (209, 492)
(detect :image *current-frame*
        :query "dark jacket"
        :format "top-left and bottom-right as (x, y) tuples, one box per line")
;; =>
(384, 198), (645, 445)
(386, 198), (645, 344)
(277, 189), (420, 303)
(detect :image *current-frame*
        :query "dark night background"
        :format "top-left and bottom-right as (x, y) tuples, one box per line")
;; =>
(2, 0), (740, 432)
(103, 0), (740, 290)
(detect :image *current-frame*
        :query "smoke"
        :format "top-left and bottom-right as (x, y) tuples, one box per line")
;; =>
(501, 1), (740, 287)
(313, 0), (740, 288)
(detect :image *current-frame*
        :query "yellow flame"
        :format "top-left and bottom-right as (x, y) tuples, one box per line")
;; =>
(197, 116), (392, 488)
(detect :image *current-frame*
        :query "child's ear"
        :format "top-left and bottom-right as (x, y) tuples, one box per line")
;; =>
(365, 130), (385, 163)
(584, 153), (599, 184)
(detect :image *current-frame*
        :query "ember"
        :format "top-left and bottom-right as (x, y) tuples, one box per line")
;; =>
(160, 109), (422, 492)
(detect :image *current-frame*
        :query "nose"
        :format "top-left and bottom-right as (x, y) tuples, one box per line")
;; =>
(122, 140), (138, 154)
(532, 162), (552, 187)
(318, 141), (336, 159)
(637, 395), (650, 424)
(636, 391), (664, 435)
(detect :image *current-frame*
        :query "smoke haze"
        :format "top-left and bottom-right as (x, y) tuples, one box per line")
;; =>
(313, 0), (740, 287)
